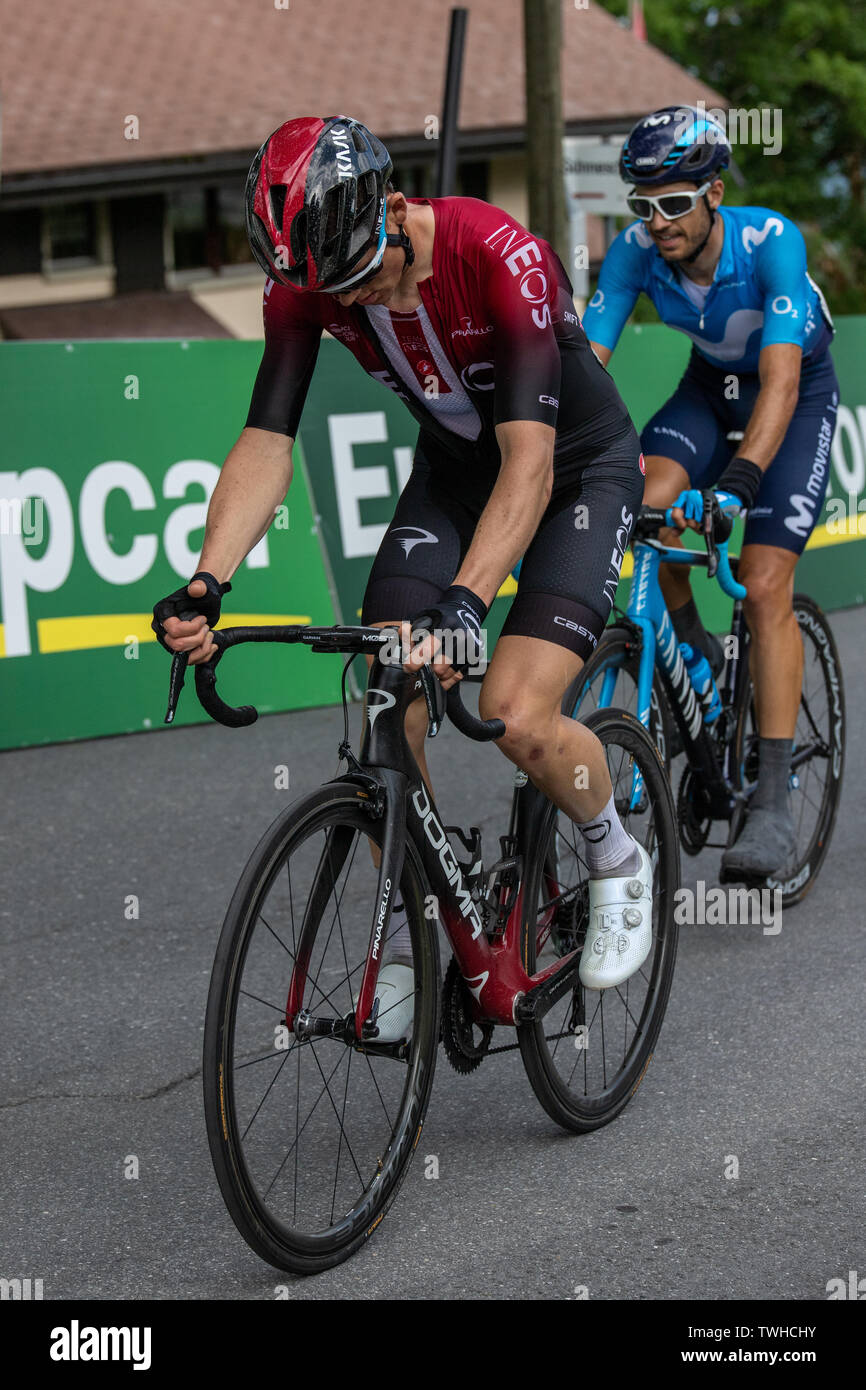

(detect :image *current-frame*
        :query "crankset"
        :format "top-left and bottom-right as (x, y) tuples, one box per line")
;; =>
(441, 956), (494, 1075)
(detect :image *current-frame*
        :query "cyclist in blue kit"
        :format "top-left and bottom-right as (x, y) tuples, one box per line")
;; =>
(583, 106), (838, 877)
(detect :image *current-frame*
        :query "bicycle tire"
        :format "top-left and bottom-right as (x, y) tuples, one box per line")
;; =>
(564, 625), (675, 769)
(203, 782), (439, 1275)
(729, 593), (845, 907)
(518, 707), (680, 1133)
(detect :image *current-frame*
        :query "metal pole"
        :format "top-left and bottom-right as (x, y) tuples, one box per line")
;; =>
(435, 7), (468, 197)
(524, 0), (567, 267)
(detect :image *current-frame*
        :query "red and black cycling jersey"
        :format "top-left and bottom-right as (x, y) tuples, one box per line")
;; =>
(245, 196), (632, 476)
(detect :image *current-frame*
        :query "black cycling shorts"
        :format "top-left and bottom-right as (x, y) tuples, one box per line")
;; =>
(361, 426), (645, 661)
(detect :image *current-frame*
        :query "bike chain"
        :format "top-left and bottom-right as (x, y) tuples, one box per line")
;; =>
(441, 956), (494, 1073)
(441, 956), (580, 1062)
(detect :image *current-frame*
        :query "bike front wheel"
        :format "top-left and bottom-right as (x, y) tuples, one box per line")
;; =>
(203, 782), (439, 1275)
(518, 707), (680, 1133)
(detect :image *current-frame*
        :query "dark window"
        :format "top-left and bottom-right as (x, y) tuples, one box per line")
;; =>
(169, 185), (254, 272)
(390, 162), (433, 198)
(46, 202), (97, 263)
(218, 185), (253, 266)
(457, 161), (490, 202)
(0, 208), (42, 276)
(169, 187), (208, 271)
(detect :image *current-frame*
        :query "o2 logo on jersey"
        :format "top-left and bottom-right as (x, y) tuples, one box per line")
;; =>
(771, 295), (796, 317)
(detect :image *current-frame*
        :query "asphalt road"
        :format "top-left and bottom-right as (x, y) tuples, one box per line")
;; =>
(2, 606), (864, 1302)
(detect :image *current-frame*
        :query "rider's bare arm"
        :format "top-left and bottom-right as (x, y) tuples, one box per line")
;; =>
(589, 340), (613, 369)
(451, 418), (556, 610)
(161, 427), (293, 664)
(198, 426), (293, 582)
(734, 341), (802, 472)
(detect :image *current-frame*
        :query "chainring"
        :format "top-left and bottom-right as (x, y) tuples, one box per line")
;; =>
(677, 764), (712, 856)
(441, 956), (494, 1074)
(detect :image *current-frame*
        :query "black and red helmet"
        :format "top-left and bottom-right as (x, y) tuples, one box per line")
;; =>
(245, 116), (393, 291)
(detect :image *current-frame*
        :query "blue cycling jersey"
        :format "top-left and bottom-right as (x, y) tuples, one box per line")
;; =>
(582, 204), (833, 372)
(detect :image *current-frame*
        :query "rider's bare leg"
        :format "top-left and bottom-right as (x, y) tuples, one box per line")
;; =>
(643, 453), (721, 666)
(479, 634), (639, 875)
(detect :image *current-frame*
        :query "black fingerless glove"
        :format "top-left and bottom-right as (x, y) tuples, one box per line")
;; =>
(717, 456), (764, 511)
(411, 584), (488, 672)
(151, 571), (231, 653)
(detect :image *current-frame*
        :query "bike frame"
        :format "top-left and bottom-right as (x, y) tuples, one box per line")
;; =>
(286, 654), (582, 1038)
(597, 537), (750, 819)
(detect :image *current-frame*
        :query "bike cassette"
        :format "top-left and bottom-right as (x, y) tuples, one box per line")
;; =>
(441, 956), (494, 1075)
(677, 765), (712, 856)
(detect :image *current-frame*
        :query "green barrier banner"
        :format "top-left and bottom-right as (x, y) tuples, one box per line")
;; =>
(0, 341), (338, 751)
(3, 320), (864, 751)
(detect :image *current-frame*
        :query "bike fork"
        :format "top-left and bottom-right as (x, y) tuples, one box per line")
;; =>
(285, 769), (407, 1041)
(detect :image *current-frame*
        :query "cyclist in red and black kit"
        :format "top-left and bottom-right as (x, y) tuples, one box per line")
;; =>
(153, 117), (652, 1036)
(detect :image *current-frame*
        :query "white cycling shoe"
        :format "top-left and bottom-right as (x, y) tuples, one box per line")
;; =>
(578, 841), (654, 991)
(363, 962), (415, 1043)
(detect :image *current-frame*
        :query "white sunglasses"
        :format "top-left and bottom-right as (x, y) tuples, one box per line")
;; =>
(626, 180), (713, 222)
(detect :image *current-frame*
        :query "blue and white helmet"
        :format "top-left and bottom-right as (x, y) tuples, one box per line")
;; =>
(620, 106), (731, 186)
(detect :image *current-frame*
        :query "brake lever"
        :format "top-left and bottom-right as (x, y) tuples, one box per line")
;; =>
(163, 607), (199, 724)
(418, 664), (442, 737)
(701, 491), (719, 579)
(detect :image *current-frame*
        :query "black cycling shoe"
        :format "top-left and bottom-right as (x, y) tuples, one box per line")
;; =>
(721, 804), (797, 878)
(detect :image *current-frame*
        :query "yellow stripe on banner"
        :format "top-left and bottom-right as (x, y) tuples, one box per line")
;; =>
(33, 614), (310, 656)
(805, 520), (866, 550)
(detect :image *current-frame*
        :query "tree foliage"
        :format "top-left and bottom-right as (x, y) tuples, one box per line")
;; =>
(597, 0), (866, 310)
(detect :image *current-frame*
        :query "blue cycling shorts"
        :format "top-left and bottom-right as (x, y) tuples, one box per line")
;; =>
(640, 348), (839, 554)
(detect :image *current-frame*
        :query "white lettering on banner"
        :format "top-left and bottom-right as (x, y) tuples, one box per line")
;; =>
(0, 468), (74, 657)
(161, 460), (250, 575)
(831, 405), (866, 496)
(328, 412), (392, 559)
(79, 463), (157, 584)
(393, 446), (413, 492)
(0, 461), (269, 659)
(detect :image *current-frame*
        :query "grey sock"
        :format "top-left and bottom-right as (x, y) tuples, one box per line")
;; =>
(752, 738), (794, 815)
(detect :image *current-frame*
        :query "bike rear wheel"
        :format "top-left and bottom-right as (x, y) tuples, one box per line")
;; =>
(203, 783), (439, 1275)
(564, 624), (674, 768)
(729, 593), (845, 906)
(518, 707), (680, 1133)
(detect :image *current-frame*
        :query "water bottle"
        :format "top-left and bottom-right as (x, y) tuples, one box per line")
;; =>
(680, 642), (722, 724)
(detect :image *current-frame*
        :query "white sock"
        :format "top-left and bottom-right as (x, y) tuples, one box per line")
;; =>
(574, 792), (640, 877)
(383, 899), (413, 965)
